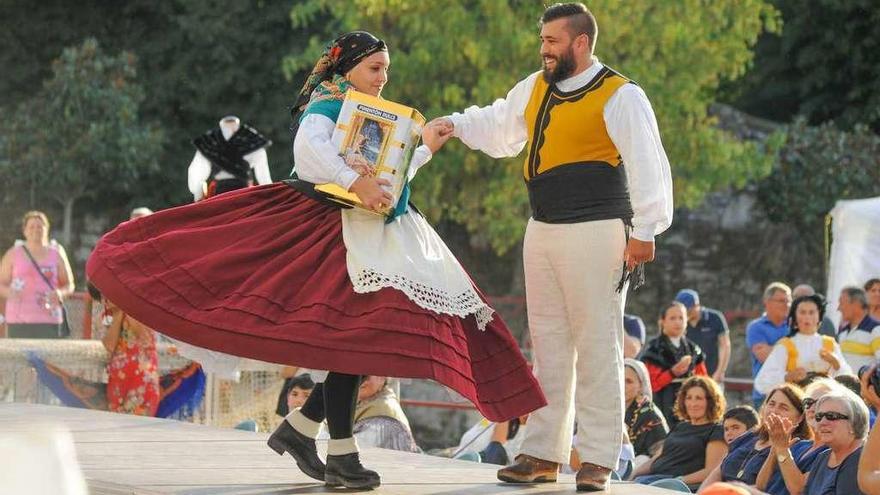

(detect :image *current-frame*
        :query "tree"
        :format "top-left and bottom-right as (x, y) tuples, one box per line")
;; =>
(287, 0), (779, 254)
(724, 0), (880, 132)
(756, 118), (880, 262)
(0, 39), (163, 245)
(0, 1), (326, 208)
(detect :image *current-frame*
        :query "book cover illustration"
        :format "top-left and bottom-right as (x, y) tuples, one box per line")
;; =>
(314, 90), (425, 216)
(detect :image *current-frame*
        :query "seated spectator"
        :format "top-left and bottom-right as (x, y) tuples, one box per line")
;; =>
(747, 283), (793, 408)
(803, 390), (869, 494)
(623, 358), (669, 468)
(753, 378), (847, 495)
(353, 376), (419, 453)
(858, 365), (880, 494)
(631, 375), (727, 490)
(792, 284), (838, 339)
(454, 416), (527, 466)
(722, 406), (760, 445)
(698, 383), (810, 493)
(624, 313), (647, 358)
(755, 294), (851, 395)
(28, 284), (204, 418)
(836, 374), (864, 397)
(837, 286), (880, 372)
(275, 373), (315, 418)
(834, 373), (875, 428)
(641, 301), (708, 425)
(866, 278), (880, 323)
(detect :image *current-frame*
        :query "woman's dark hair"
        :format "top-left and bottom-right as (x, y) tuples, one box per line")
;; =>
(723, 405), (759, 431)
(658, 301), (687, 320)
(673, 376), (726, 423)
(865, 278), (880, 292)
(787, 294), (826, 336)
(757, 383), (812, 442)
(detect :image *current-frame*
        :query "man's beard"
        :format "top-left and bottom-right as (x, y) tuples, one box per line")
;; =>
(542, 46), (577, 83)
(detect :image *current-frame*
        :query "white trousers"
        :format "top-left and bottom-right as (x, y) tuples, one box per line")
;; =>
(519, 218), (627, 468)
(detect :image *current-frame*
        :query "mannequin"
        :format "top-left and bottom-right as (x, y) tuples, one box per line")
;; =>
(188, 115), (272, 201)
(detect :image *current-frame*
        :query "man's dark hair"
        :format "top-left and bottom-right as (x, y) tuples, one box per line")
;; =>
(288, 373), (315, 391)
(541, 3), (597, 49)
(834, 374), (862, 397)
(723, 405), (759, 431)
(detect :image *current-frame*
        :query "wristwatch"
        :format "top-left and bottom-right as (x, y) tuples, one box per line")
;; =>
(777, 451), (791, 464)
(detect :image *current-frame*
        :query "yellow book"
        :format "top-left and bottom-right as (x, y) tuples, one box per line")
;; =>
(314, 90), (426, 216)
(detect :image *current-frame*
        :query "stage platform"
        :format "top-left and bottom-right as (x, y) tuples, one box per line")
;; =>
(0, 404), (675, 494)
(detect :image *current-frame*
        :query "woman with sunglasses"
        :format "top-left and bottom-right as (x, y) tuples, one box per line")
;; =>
(754, 295), (850, 395)
(802, 390), (869, 494)
(754, 378), (844, 494)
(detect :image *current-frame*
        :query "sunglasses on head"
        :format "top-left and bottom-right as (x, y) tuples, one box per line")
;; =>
(802, 398), (817, 408)
(814, 411), (849, 422)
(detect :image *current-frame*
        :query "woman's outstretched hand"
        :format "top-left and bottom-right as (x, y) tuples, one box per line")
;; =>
(350, 176), (393, 212)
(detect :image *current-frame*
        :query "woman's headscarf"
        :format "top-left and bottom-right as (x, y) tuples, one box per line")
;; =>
(625, 358), (653, 401)
(291, 31), (387, 125)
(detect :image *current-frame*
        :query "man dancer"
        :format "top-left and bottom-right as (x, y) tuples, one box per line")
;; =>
(433, 3), (672, 490)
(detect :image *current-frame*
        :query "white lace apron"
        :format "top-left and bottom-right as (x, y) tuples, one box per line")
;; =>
(341, 208), (494, 331)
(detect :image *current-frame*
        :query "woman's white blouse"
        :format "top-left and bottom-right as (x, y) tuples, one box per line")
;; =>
(754, 332), (852, 394)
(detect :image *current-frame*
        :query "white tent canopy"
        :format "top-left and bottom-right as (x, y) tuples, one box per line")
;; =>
(826, 196), (880, 327)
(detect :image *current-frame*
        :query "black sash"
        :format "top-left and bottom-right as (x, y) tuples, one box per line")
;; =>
(192, 125), (271, 180)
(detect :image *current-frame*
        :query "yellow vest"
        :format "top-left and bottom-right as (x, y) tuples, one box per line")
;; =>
(523, 67), (628, 178)
(521, 66), (634, 223)
(779, 336), (836, 372)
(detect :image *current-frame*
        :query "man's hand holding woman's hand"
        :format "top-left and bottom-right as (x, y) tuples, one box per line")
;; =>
(422, 118), (454, 153)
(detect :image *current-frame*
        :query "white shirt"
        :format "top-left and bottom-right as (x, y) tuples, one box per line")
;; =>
(293, 113), (432, 189)
(446, 61), (673, 241)
(754, 332), (852, 394)
(292, 112), (495, 329)
(187, 141), (272, 201)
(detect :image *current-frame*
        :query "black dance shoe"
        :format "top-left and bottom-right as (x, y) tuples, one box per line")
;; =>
(267, 420), (325, 481)
(324, 452), (381, 489)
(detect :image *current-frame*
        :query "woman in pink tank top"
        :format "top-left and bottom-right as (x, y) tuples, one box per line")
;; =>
(0, 211), (75, 338)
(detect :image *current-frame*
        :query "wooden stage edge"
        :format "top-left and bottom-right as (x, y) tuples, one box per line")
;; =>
(0, 403), (676, 494)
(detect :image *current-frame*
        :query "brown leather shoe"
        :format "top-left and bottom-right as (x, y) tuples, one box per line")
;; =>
(576, 462), (612, 492)
(497, 454), (559, 483)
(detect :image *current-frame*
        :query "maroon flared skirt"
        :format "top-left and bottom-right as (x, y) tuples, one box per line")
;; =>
(86, 183), (545, 421)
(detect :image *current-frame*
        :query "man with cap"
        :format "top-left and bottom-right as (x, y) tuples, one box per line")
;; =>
(623, 313), (647, 358)
(676, 289), (730, 384)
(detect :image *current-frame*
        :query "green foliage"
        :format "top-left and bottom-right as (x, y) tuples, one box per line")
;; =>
(726, 0), (880, 131)
(757, 119), (880, 259)
(287, 0), (779, 253)
(0, 39), (163, 235)
(0, 0), (323, 208)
